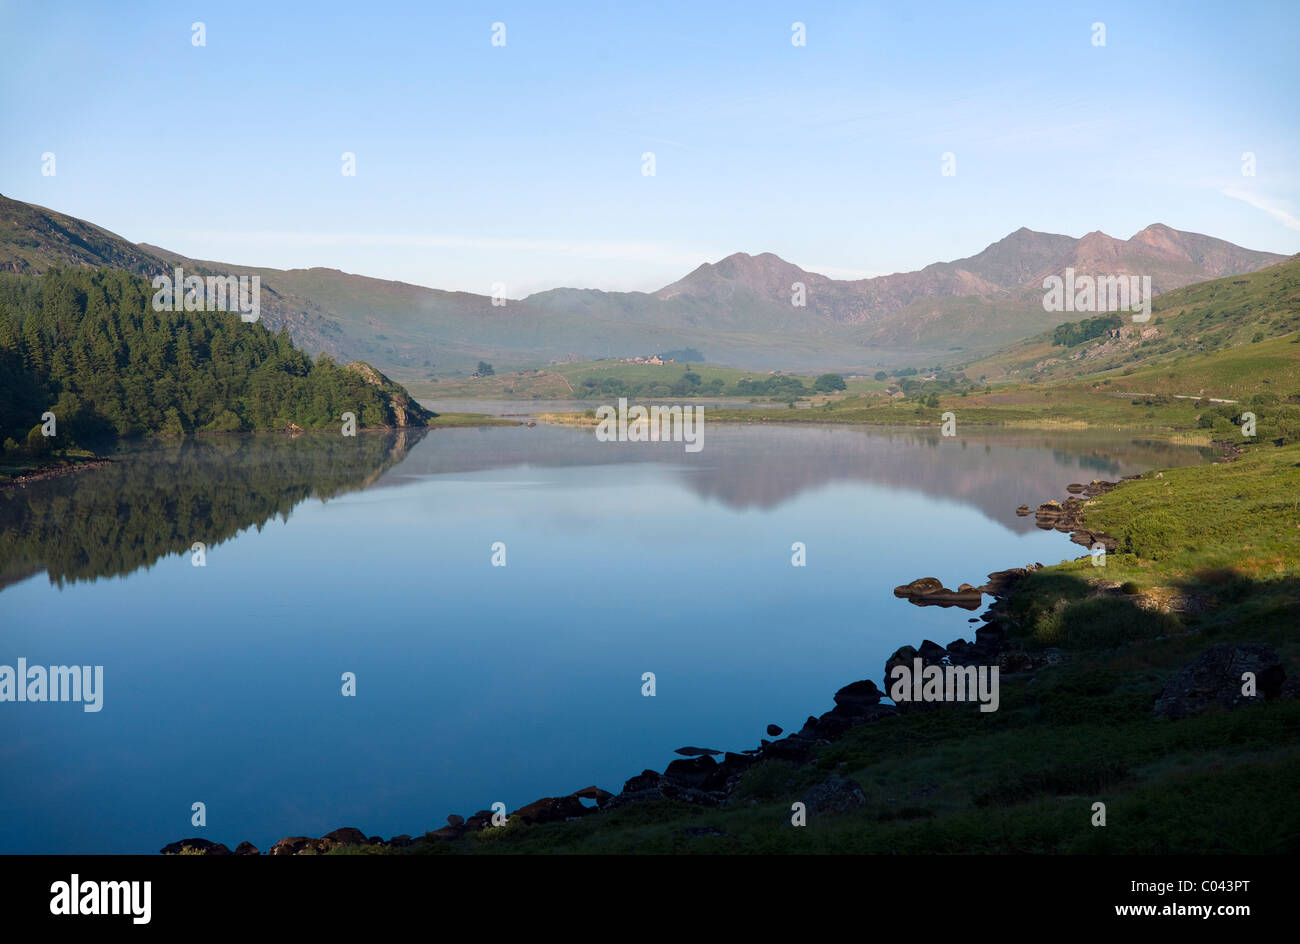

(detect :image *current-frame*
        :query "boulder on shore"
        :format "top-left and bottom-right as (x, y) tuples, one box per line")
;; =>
(803, 775), (867, 815)
(511, 794), (591, 825)
(893, 578), (983, 610)
(833, 679), (884, 714)
(1154, 644), (1286, 720)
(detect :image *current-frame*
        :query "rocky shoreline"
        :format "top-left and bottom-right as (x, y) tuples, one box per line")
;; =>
(158, 465), (1292, 855)
(1, 456), (114, 488)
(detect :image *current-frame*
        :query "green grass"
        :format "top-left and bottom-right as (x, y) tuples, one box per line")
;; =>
(517, 336), (1297, 443)
(424, 412), (520, 428)
(407, 360), (883, 401)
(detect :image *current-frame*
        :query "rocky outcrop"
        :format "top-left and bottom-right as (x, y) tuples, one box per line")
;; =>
(1154, 644), (1287, 720)
(260, 827), (387, 855)
(894, 564), (1044, 610)
(159, 838), (231, 855)
(803, 775), (867, 815)
(342, 361), (436, 428)
(832, 679), (885, 713)
(1018, 480), (1122, 549)
(892, 578), (983, 610)
(510, 795), (592, 826)
(573, 785), (614, 805)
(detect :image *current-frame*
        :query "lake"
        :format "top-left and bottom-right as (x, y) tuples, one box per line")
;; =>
(0, 414), (1215, 853)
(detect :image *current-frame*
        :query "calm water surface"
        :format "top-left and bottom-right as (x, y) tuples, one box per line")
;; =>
(0, 416), (1214, 852)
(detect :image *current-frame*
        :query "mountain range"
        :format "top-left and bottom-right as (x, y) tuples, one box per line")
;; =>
(1, 193), (1288, 377)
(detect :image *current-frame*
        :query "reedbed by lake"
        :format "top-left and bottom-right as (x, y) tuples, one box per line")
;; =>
(0, 414), (1214, 852)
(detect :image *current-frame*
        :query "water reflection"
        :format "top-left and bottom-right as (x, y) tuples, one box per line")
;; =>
(1, 423), (1213, 593)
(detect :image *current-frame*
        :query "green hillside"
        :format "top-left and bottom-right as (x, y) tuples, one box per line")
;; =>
(0, 267), (436, 463)
(967, 256), (1300, 383)
(0, 195), (164, 275)
(4, 193), (1293, 382)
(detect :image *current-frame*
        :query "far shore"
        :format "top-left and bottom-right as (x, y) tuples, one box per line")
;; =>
(0, 413), (516, 486)
(529, 406), (1218, 444)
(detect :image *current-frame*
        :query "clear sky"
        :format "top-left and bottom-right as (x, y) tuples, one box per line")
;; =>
(1, 0), (1296, 296)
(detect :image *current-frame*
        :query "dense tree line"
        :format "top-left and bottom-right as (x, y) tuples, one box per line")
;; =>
(574, 370), (845, 401)
(1051, 313), (1123, 347)
(577, 371), (723, 399)
(0, 268), (410, 451)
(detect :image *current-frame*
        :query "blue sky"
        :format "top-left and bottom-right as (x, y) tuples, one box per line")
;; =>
(1, 0), (1297, 296)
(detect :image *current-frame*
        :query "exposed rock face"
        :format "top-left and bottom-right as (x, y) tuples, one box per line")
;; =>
(342, 361), (436, 428)
(803, 775), (867, 815)
(604, 749), (762, 811)
(832, 679), (885, 713)
(266, 826), (379, 855)
(982, 566), (1038, 595)
(884, 643), (947, 713)
(322, 827), (368, 846)
(573, 786), (614, 805)
(269, 836), (317, 856)
(621, 770), (661, 795)
(1154, 644), (1286, 720)
(663, 756), (720, 789)
(510, 795), (591, 826)
(917, 639), (947, 663)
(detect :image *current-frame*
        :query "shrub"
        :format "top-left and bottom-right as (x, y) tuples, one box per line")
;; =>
(203, 409), (244, 432)
(25, 424), (49, 455)
(1122, 509), (1186, 561)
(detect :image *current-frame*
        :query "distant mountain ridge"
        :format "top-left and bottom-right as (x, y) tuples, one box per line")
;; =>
(642, 223), (1284, 325)
(0, 193), (1288, 375)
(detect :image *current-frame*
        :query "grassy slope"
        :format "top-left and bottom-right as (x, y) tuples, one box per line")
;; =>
(579, 334), (1295, 441)
(966, 256), (1300, 384)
